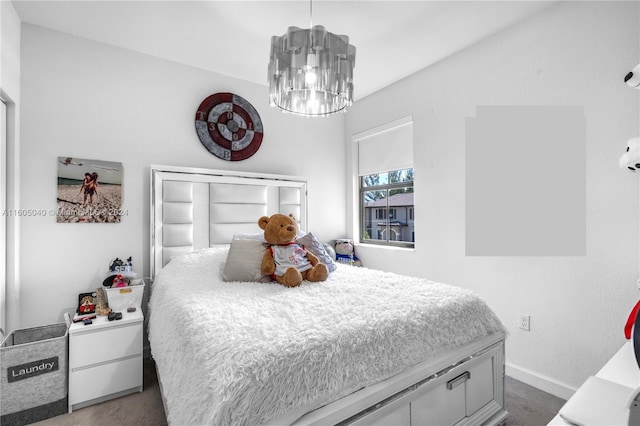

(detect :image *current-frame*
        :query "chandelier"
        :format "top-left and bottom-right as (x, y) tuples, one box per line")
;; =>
(268, 1), (356, 117)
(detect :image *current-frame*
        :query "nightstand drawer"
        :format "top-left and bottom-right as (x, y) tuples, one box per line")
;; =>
(70, 322), (142, 368)
(69, 354), (142, 409)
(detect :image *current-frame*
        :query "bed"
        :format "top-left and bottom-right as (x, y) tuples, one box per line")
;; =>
(147, 165), (508, 426)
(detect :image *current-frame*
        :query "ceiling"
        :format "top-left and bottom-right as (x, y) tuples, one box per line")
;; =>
(11, 0), (558, 100)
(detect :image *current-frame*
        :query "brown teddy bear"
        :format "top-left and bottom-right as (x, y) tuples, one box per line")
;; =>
(258, 213), (329, 287)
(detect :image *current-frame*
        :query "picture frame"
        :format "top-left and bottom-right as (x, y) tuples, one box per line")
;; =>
(57, 157), (124, 223)
(77, 292), (96, 315)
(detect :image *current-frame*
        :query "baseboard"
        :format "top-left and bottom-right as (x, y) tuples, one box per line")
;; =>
(506, 362), (576, 400)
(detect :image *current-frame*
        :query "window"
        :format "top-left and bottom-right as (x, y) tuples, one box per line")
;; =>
(360, 169), (414, 246)
(355, 116), (414, 248)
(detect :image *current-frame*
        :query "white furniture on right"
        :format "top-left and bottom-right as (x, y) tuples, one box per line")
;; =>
(549, 342), (640, 425)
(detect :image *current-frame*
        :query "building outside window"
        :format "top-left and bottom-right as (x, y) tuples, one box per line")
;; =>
(361, 169), (414, 246)
(355, 116), (414, 248)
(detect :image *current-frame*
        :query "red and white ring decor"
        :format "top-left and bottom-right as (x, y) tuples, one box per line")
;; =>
(195, 93), (264, 161)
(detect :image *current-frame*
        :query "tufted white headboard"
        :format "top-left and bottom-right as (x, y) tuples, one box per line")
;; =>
(150, 165), (308, 279)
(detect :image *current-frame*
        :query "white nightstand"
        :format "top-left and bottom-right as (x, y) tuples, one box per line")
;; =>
(68, 309), (143, 412)
(548, 342), (640, 425)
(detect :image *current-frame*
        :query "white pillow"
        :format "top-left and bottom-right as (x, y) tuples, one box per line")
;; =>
(222, 239), (271, 282)
(232, 232), (266, 242)
(296, 232), (337, 273)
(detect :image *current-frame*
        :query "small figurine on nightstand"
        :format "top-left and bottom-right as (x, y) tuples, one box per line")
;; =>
(109, 258), (124, 273)
(124, 257), (133, 272)
(77, 292), (96, 314)
(105, 257), (136, 288)
(112, 274), (129, 288)
(95, 287), (111, 316)
(109, 257), (134, 274)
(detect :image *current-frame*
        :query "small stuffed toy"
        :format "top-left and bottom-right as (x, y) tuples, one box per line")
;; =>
(112, 274), (128, 288)
(335, 239), (362, 266)
(258, 213), (329, 287)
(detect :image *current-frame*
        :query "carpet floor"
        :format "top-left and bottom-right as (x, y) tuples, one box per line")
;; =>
(504, 376), (566, 425)
(31, 359), (566, 426)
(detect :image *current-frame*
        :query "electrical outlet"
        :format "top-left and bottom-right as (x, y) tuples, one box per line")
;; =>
(518, 314), (530, 331)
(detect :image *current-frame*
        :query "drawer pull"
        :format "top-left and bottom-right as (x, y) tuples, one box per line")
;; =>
(447, 371), (470, 390)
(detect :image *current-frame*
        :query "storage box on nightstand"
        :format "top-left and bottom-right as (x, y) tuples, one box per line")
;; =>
(68, 309), (143, 412)
(104, 280), (145, 311)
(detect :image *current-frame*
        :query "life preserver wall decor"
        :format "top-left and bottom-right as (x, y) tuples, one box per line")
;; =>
(195, 93), (264, 161)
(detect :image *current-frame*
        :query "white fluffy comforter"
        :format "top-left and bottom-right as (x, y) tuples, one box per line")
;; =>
(148, 247), (504, 426)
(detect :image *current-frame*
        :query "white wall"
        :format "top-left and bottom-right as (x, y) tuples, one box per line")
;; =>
(1, 3), (20, 97)
(1, 0), (21, 335)
(346, 1), (639, 398)
(19, 24), (346, 329)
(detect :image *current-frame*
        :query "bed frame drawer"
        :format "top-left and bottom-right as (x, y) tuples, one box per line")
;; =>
(410, 373), (467, 425)
(350, 404), (411, 426)
(411, 353), (494, 424)
(465, 356), (494, 415)
(345, 341), (504, 426)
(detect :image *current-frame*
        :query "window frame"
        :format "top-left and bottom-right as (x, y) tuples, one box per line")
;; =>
(359, 174), (414, 249)
(353, 115), (414, 250)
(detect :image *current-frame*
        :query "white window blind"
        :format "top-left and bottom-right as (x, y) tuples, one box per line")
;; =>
(355, 116), (413, 176)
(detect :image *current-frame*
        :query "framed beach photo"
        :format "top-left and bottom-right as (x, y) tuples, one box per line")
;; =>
(57, 157), (124, 223)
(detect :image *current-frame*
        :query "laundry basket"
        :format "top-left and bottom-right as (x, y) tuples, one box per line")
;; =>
(1, 323), (68, 425)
